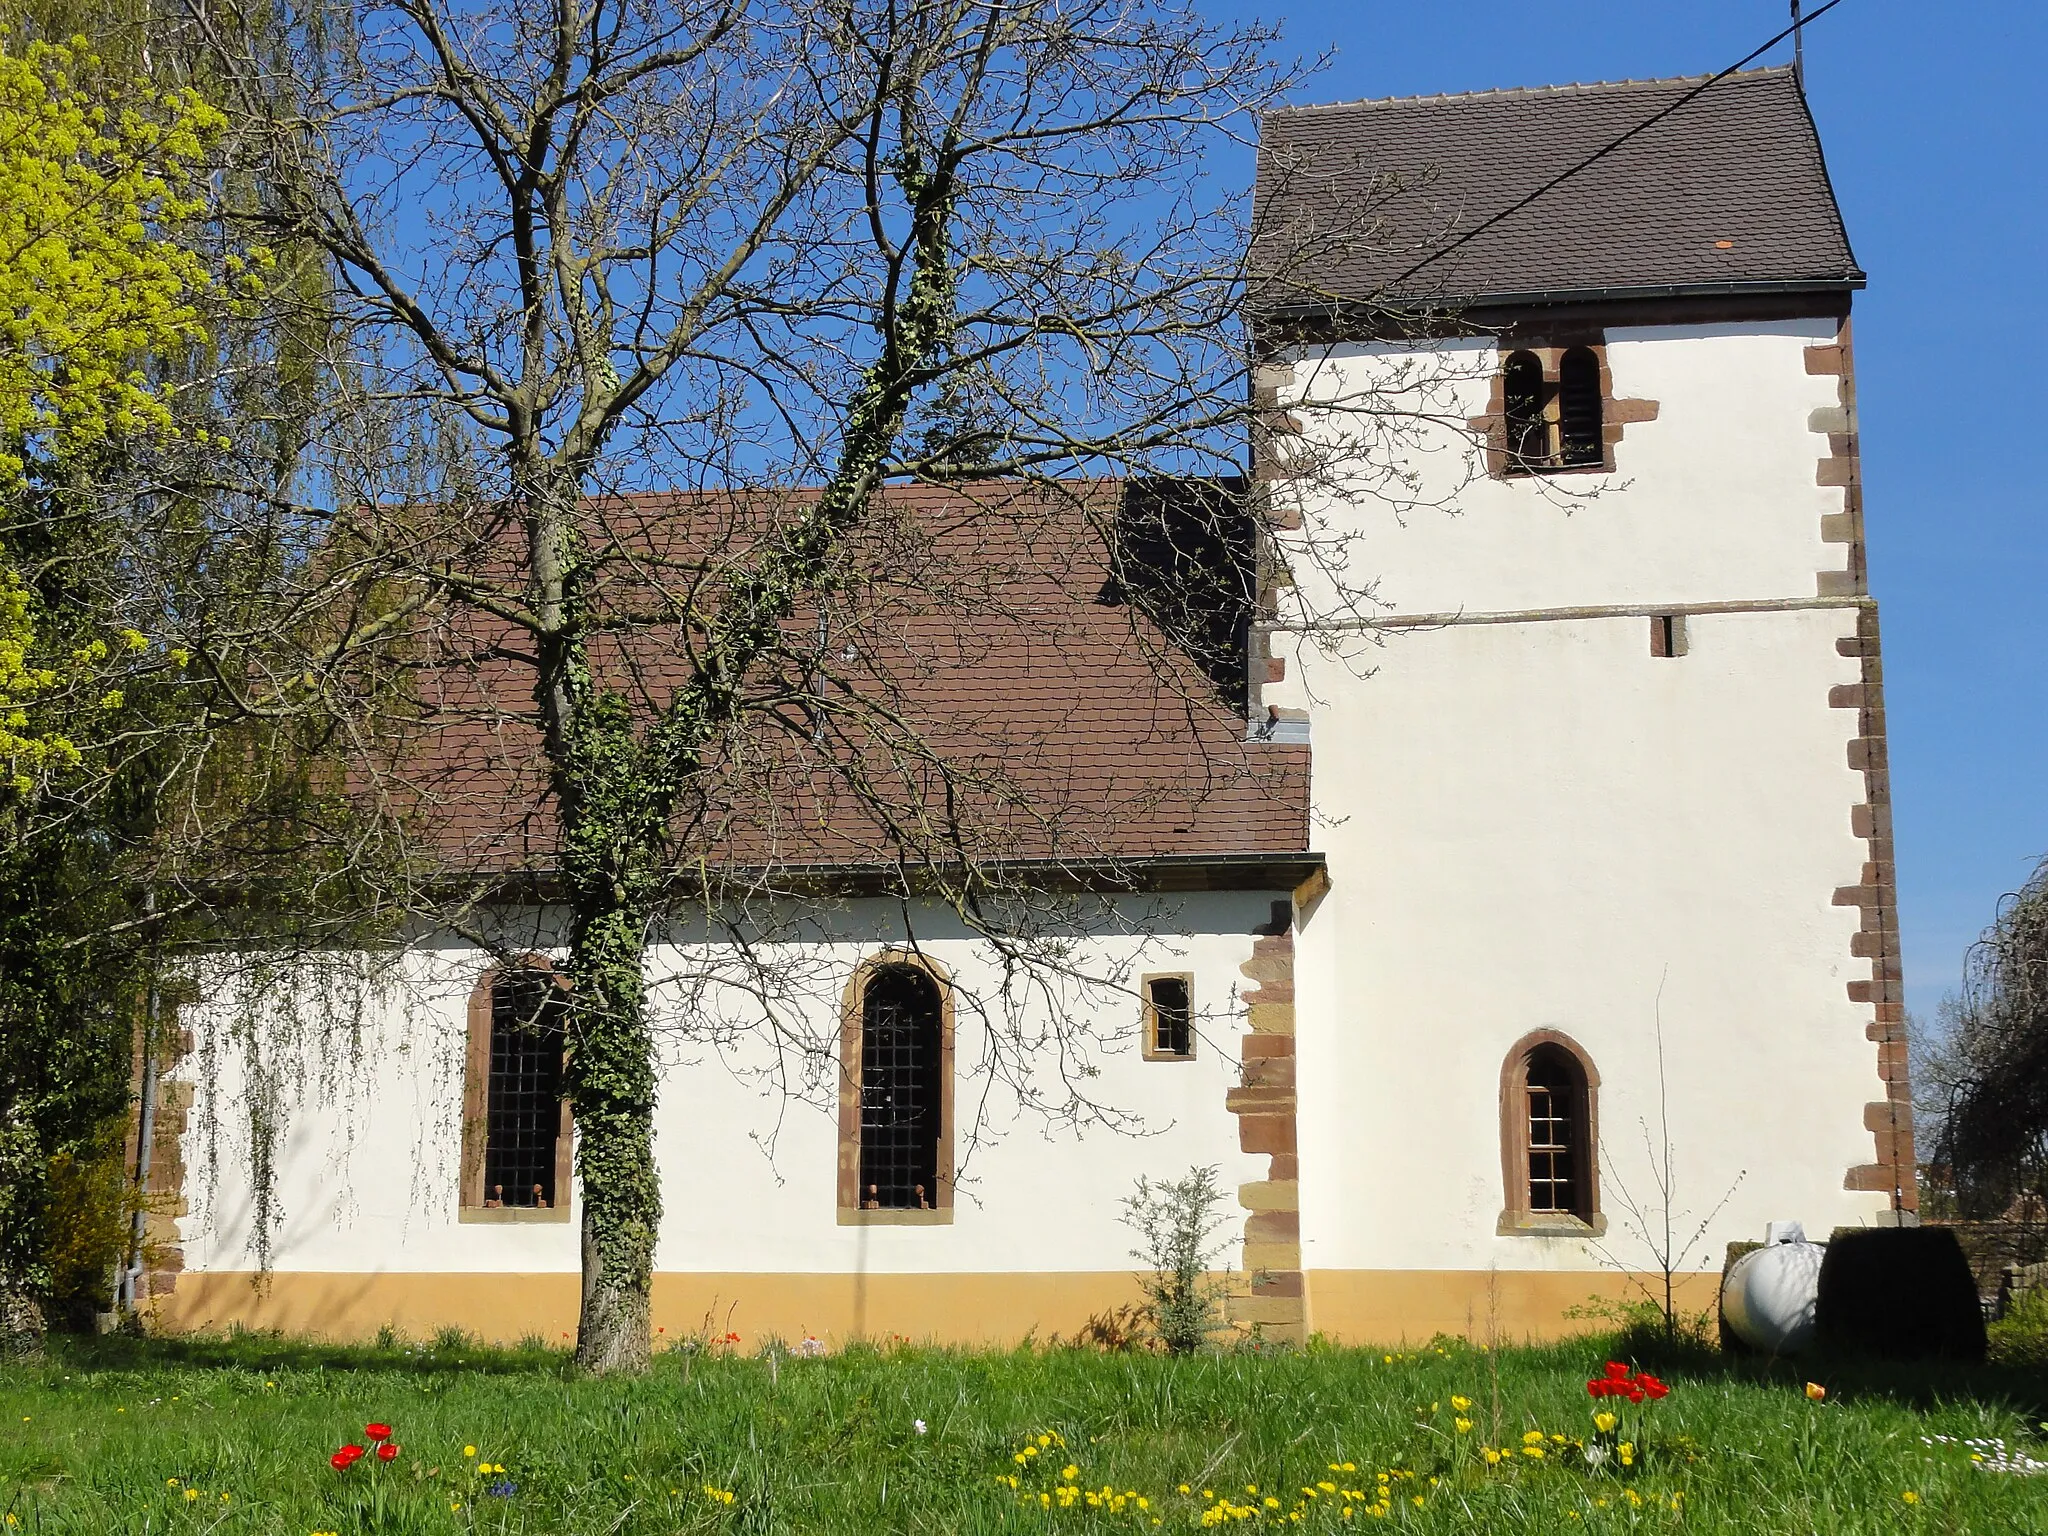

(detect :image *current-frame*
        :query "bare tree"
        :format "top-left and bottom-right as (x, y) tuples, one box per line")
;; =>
(1929, 853), (2048, 1222)
(163, 0), (1462, 1372)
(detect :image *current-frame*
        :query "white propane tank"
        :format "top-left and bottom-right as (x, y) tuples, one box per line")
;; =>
(1722, 1221), (1825, 1355)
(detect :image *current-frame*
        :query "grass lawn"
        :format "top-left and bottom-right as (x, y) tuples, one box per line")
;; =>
(3, 1328), (2046, 1534)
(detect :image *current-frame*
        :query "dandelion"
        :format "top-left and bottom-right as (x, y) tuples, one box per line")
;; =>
(1903, 1491), (1919, 1504)
(463, 1445), (477, 1458)
(184, 1489), (199, 1503)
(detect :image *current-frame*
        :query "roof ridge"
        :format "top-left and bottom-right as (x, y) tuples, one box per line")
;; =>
(1264, 63), (1793, 118)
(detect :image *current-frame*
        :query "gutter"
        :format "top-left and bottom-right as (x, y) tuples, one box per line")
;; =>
(1257, 275), (1866, 319)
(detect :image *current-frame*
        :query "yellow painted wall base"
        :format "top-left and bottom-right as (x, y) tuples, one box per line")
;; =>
(1303, 1269), (1723, 1346)
(151, 1268), (1721, 1349)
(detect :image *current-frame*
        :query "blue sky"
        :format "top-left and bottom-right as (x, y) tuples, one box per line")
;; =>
(1209, 0), (2047, 1023)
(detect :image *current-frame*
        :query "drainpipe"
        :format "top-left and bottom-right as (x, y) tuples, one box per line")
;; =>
(116, 890), (160, 1316)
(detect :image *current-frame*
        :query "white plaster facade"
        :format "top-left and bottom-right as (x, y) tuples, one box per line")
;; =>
(1263, 316), (1900, 1336)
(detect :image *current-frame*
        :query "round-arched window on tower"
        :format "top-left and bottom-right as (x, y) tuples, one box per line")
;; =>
(1558, 347), (1605, 467)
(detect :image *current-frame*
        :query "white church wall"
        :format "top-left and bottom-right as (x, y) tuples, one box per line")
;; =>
(1267, 317), (1846, 625)
(168, 892), (1271, 1292)
(1290, 608), (1888, 1276)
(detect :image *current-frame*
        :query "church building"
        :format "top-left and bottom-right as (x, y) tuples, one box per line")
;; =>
(143, 65), (1911, 1346)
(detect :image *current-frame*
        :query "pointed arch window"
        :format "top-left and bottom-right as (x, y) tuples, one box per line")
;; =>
(1498, 1031), (1604, 1235)
(460, 963), (574, 1223)
(839, 954), (954, 1223)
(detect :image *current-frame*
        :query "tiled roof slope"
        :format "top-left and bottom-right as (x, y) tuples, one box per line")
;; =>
(1254, 66), (1861, 309)
(393, 481), (1308, 878)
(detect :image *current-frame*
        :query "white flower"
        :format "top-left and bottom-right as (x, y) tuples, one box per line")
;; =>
(914, 1420), (928, 1435)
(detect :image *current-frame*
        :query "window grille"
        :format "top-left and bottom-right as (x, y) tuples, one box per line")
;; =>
(857, 966), (944, 1210)
(1558, 347), (1604, 466)
(1525, 1049), (1583, 1216)
(1502, 351), (1550, 470)
(1147, 975), (1193, 1057)
(483, 970), (566, 1209)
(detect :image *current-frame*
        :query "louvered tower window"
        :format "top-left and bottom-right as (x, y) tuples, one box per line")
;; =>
(1558, 347), (1605, 466)
(1502, 350), (1550, 470)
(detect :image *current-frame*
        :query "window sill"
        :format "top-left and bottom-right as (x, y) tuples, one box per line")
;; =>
(1500, 462), (1612, 480)
(838, 1208), (953, 1226)
(459, 1206), (572, 1225)
(1497, 1211), (1606, 1238)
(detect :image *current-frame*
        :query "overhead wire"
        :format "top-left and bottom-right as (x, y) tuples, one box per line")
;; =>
(1379, 0), (1851, 295)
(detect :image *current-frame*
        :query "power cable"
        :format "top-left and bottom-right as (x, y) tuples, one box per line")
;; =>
(1380, 0), (1850, 295)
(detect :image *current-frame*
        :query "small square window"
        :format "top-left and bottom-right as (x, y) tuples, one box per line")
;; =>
(1142, 974), (1194, 1060)
(1650, 614), (1688, 658)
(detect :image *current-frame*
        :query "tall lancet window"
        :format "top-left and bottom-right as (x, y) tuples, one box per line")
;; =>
(840, 955), (954, 1220)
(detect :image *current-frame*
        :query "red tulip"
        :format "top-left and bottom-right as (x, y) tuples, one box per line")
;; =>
(365, 1423), (393, 1443)
(332, 1443), (366, 1470)
(376, 1442), (399, 1462)
(1604, 1361), (1630, 1379)
(1643, 1378), (1669, 1400)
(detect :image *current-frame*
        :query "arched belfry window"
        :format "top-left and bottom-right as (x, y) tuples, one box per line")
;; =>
(461, 963), (573, 1222)
(1498, 1031), (1602, 1234)
(839, 954), (954, 1222)
(1558, 347), (1605, 467)
(1501, 350), (1549, 470)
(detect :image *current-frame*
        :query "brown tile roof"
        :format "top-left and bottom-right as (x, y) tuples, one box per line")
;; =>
(392, 480), (1310, 883)
(1254, 65), (1862, 310)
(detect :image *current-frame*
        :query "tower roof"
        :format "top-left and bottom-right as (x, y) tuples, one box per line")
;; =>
(1254, 65), (1862, 312)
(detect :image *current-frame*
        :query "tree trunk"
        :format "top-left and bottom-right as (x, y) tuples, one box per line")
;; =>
(565, 900), (662, 1374)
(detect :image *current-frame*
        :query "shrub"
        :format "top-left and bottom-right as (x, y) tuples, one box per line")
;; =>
(1989, 1281), (2048, 1363)
(1121, 1165), (1230, 1355)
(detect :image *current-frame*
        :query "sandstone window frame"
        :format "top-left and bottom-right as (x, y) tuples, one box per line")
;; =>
(1472, 334), (1656, 480)
(1140, 972), (1197, 1061)
(1497, 1029), (1606, 1237)
(838, 950), (955, 1226)
(459, 959), (575, 1225)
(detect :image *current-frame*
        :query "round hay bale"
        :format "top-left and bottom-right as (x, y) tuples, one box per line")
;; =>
(1815, 1226), (1986, 1361)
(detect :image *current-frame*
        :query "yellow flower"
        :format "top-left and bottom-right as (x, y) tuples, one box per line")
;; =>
(1805, 1382), (1827, 1402)
(1522, 1431), (1545, 1445)
(1903, 1491), (1919, 1505)
(1523, 1446), (1545, 1459)
(1179, 1484), (1192, 1494)
(184, 1489), (199, 1502)
(1593, 1412), (1617, 1433)
(1454, 1418), (1473, 1434)
(463, 1445), (477, 1458)
(1450, 1396), (1472, 1411)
